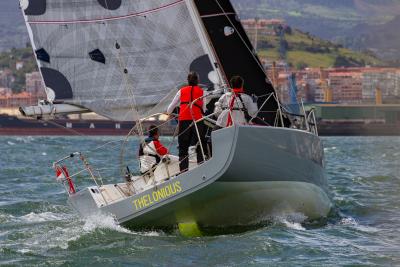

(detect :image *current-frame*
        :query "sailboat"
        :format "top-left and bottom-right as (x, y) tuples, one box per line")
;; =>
(19, 0), (332, 231)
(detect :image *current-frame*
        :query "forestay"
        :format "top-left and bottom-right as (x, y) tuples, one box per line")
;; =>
(21, 0), (214, 121)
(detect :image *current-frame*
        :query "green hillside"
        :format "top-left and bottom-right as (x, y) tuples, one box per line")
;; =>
(231, 0), (400, 61)
(256, 28), (384, 69)
(0, 47), (38, 93)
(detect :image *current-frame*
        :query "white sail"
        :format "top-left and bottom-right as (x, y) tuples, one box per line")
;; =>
(21, 0), (217, 121)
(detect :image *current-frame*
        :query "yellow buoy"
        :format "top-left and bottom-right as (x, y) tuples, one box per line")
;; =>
(178, 222), (203, 237)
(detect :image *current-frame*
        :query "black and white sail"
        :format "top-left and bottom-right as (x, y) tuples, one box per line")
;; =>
(20, 0), (278, 124)
(20, 0), (222, 121)
(193, 0), (279, 125)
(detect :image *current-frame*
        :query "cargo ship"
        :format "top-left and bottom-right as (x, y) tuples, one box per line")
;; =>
(315, 104), (400, 136)
(1, 103), (399, 136)
(0, 113), (176, 136)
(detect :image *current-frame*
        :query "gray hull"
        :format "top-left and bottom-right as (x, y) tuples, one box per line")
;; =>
(69, 126), (332, 228)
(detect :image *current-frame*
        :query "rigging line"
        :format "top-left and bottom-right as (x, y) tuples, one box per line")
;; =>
(117, 86), (188, 172)
(115, 48), (144, 137)
(200, 12), (235, 18)
(28, 0), (185, 25)
(187, 0), (228, 86)
(167, 123), (180, 152)
(212, 0), (273, 85)
(257, 92), (274, 98)
(278, 26), (299, 107)
(84, 139), (125, 153)
(114, 46), (147, 175)
(145, 82), (185, 117)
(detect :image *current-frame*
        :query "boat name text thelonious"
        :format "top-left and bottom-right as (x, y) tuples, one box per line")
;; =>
(133, 181), (182, 210)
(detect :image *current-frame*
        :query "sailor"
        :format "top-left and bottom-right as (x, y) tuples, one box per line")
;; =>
(214, 76), (258, 128)
(166, 71), (207, 172)
(138, 125), (169, 174)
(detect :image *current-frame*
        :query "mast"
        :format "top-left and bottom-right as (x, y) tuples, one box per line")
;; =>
(185, 0), (226, 87)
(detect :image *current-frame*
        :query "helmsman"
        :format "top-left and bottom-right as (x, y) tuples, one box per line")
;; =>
(138, 125), (169, 174)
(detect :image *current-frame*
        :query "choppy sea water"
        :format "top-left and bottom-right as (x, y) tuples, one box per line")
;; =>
(0, 136), (399, 266)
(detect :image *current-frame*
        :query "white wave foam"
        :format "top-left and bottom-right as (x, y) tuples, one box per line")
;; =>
(19, 212), (67, 223)
(340, 217), (380, 233)
(7, 141), (15, 146)
(340, 217), (358, 226)
(83, 214), (133, 234)
(7, 213), (160, 253)
(142, 231), (161, 237)
(0, 230), (9, 238)
(83, 213), (161, 237)
(0, 213), (15, 223)
(281, 219), (306, 230)
(17, 248), (32, 254)
(16, 136), (35, 143)
(272, 212), (308, 230)
(20, 224), (83, 250)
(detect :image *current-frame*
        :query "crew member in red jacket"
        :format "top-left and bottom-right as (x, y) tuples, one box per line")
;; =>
(167, 71), (207, 172)
(138, 125), (169, 174)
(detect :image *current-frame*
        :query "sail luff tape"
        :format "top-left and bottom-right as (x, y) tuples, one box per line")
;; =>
(27, 0), (185, 25)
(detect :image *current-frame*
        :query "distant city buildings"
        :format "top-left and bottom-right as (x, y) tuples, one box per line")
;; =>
(16, 61), (24, 70)
(362, 68), (400, 100)
(242, 19), (286, 37)
(0, 71), (44, 109)
(0, 69), (15, 89)
(0, 91), (37, 108)
(241, 18), (400, 104)
(273, 67), (400, 104)
(0, 87), (12, 96)
(329, 72), (363, 103)
(242, 19), (288, 53)
(1, 66), (400, 109)
(25, 71), (45, 98)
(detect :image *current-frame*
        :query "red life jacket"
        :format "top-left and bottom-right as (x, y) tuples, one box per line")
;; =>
(227, 88), (244, 127)
(179, 85), (204, 121)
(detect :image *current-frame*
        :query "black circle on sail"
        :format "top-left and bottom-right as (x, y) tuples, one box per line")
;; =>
(97, 0), (122, 10)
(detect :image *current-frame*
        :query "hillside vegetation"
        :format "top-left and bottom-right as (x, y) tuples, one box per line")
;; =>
(256, 28), (385, 69)
(0, 47), (38, 93)
(232, 0), (400, 22)
(232, 0), (400, 61)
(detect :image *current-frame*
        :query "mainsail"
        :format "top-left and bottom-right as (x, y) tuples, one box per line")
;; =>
(21, 0), (219, 121)
(193, 0), (279, 125)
